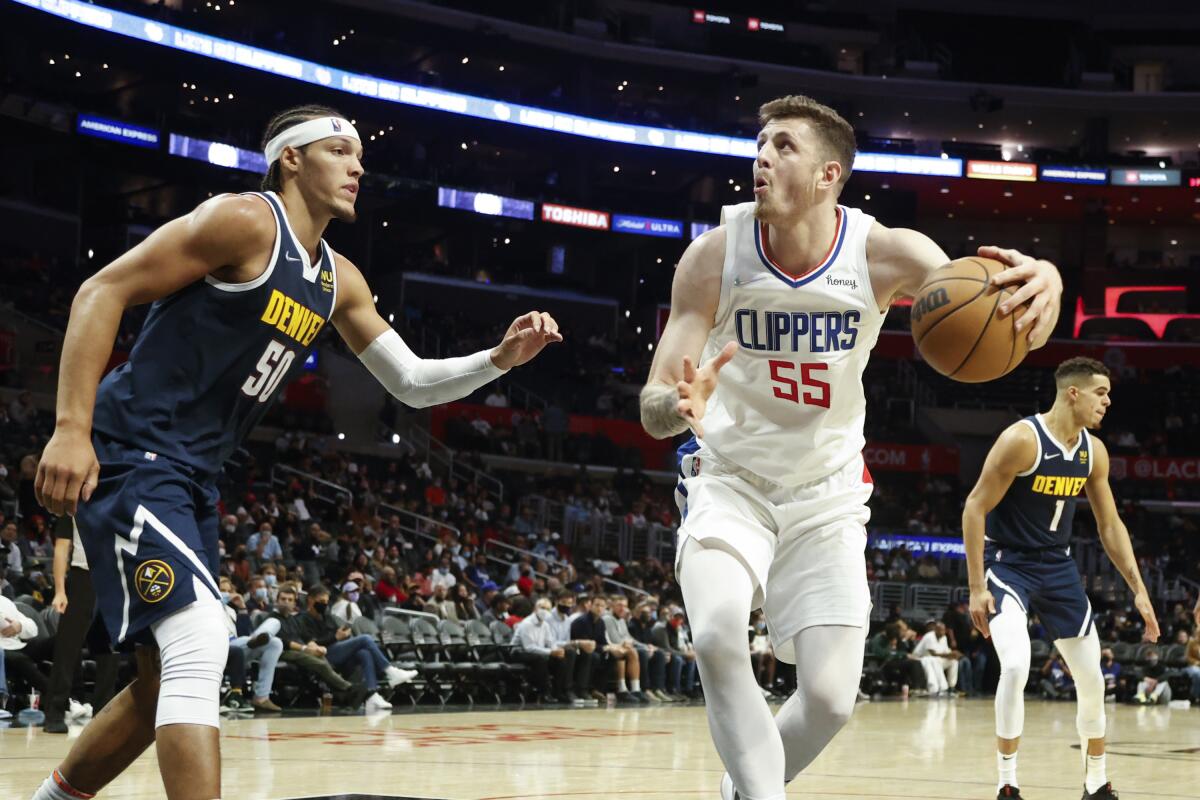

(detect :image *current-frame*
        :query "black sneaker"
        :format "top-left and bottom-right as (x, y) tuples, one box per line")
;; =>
(630, 691), (650, 704)
(1082, 783), (1118, 799)
(43, 718), (69, 734)
(614, 691), (638, 705)
(997, 786), (1024, 799)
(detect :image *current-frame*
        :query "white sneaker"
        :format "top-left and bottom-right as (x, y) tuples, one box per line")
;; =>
(0, 709), (11, 721)
(364, 692), (393, 712)
(385, 665), (417, 687)
(67, 699), (93, 719)
(720, 772), (737, 800)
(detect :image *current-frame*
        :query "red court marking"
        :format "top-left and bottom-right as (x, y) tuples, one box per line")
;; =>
(227, 722), (672, 749)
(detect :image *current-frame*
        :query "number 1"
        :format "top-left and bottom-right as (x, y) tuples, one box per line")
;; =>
(1049, 499), (1065, 531)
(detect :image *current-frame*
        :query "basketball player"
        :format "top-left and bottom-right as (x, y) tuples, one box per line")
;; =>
(639, 94), (1063, 800)
(963, 357), (1159, 800)
(30, 105), (561, 800)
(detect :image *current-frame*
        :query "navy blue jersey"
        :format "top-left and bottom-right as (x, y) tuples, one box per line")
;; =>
(986, 414), (1092, 550)
(92, 191), (337, 477)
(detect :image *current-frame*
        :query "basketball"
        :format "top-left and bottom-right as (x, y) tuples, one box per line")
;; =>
(910, 257), (1031, 383)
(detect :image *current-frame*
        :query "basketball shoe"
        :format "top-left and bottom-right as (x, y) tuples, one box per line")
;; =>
(1082, 783), (1118, 799)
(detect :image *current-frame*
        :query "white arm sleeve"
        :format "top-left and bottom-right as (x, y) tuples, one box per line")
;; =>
(357, 328), (507, 409)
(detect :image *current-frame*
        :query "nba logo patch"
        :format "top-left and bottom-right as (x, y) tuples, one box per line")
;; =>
(690, 456), (702, 477)
(330, 118), (342, 132)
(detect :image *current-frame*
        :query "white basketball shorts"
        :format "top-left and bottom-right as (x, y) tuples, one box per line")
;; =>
(674, 443), (873, 664)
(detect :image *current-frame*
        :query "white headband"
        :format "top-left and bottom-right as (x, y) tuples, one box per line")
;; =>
(264, 116), (360, 165)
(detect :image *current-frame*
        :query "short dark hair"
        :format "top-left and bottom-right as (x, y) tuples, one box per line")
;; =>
(758, 94), (857, 189)
(307, 583), (330, 599)
(260, 104), (345, 192)
(555, 589), (575, 602)
(1054, 357), (1110, 389)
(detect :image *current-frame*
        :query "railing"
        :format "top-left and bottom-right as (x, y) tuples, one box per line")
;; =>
(523, 494), (566, 532)
(506, 381), (547, 411)
(378, 503), (459, 548)
(398, 423), (504, 502)
(269, 464), (353, 512)
(483, 538), (571, 572)
(868, 581), (970, 621)
(562, 516), (675, 565)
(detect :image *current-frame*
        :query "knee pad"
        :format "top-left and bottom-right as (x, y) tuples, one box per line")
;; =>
(151, 579), (229, 729)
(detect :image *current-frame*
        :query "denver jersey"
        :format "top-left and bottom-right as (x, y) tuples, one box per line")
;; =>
(986, 414), (1092, 550)
(694, 202), (886, 486)
(91, 191), (337, 476)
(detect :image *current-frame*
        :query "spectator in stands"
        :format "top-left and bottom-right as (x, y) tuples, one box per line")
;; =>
(1, 592), (44, 718)
(2, 521), (20, 578)
(331, 579), (365, 624)
(1038, 650), (1074, 700)
(546, 589), (599, 705)
(1184, 630), (1200, 701)
(424, 584), (457, 620)
(913, 620), (960, 696)
(430, 553), (457, 592)
(867, 622), (926, 697)
(482, 594), (511, 626)
(943, 600), (985, 696)
(271, 587), (367, 709)
(219, 576), (284, 712)
(484, 386), (509, 408)
(514, 597), (577, 703)
(291, 585), (413, 712)
(629, 600), (672, 702)
(452, 584), (479, 621)
(0, 560), (14, 600)
(247, 521), (283, 569)
(653, 606), (698, 698)
(748, 610), (776, 697)
(7, 390), (35, 427)
(572, 595), (644, 704)
(464, 552), (492, 590)
(1100, 648), (1122, 700)
(532, 530), (560, 562)
(915, 555), (941, 581)
(376, 566), (407, 604)
(603, 596), (652, 703)
(543, 400), (568, 463)
(475, 581), (500, 616)
(1135, 647), (1172, 705)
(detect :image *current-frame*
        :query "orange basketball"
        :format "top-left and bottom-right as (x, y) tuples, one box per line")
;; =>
(910, 257), (1031, 383)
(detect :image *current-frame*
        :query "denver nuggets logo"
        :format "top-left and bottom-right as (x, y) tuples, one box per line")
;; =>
(1079, 450), (1088, 465)
(135, 560), (175, 604)
(319, 269), (334, 293)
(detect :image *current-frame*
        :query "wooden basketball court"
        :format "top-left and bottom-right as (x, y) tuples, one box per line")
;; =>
(2, 699), (1195, 799)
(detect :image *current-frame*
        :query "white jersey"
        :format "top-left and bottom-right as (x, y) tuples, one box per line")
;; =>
(693, 202), (886, 487)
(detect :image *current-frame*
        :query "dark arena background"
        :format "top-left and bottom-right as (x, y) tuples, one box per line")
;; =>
(0, 1), (1198, 798)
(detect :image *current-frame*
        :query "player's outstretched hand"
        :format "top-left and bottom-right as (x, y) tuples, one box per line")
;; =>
(676, 342), (736, 438)
(490, 310), (563, 370)
(978, 245), (1062, 347)
(969, 587), (996, 638)
(35, 428), (100, 517)
(1134, 591), (1161, 642)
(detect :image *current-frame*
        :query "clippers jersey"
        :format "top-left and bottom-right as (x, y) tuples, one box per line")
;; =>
(91, 191), (337, 477)
(696, 202), (886, 486)
(986, 414), (1092, 550)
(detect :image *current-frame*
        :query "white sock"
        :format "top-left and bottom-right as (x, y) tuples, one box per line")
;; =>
(1085, 753), (1107, 794)
(32, 770), (95, 800)
(616, 678), (628, 693)
(997, 752), (1018, 788)
(630, 679), (641, 692)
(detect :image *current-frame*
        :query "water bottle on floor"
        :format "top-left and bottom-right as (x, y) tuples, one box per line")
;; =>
(17, 690), (45, 727)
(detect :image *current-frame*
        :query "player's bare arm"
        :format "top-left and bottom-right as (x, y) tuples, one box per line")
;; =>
(330, 253), (562, 407)
(961, 422), (1038, 636)
(866, 223), (1062, 348)
(640, 227), (735, 439)
(1084, 437), (1160, 642)
(36, 194), (276, 516)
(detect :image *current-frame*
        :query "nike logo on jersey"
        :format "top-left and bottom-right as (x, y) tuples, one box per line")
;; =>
(285, 253), (300, 263)
(1044, 453), (1061, 460)
(733, 276), (770, 287)
(260, 288), (326, 346)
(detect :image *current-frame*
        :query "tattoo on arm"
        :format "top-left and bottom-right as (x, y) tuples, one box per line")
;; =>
(640, 383), (689, 439)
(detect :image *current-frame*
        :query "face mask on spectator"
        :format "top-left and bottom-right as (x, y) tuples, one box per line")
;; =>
(254, 588), (268, 601)
(223, 523), (236, 534)
(557, 604), (571, 615)
(220, 592), (231, 605)
(265, 574), (277, 587)
(535, 608), (549, 622)
(347, 591), (360, 603)
(314, 601), (328, 615)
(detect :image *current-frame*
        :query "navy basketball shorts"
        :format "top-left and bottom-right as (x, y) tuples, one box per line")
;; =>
(984, 545), (1094, 641)
(74, 435), (222, 649)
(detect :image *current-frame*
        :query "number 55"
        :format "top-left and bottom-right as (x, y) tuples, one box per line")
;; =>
(768, 360), (830, 408)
